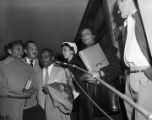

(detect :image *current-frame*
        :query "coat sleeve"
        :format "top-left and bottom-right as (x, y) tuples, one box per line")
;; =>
(47, 85), (73, 114)
(101, 45), (121, 83)
(0, 68), (9, 97)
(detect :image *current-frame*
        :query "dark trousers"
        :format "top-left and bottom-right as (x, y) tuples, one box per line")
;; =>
(72, 83), (95, 120)
(23, 105), (45, 120)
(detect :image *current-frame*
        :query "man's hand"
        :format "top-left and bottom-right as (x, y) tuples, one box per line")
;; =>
(43, 85), (49, 95)
(8, 89), (33, 99)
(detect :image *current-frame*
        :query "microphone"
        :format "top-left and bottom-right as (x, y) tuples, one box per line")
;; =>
(55, 61), (67, 65)
(55, 61), (70, 68)
(55, 61), (77, 69)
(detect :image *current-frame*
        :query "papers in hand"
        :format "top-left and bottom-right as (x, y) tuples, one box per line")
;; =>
(25, 80), (32, 90)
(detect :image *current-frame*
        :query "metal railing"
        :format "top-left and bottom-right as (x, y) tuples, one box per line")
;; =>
(56, 61), (152, 120)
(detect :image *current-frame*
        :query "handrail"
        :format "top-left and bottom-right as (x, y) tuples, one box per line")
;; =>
(56, 61), (152, 120)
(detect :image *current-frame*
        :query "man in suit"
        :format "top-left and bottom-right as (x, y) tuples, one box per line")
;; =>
(34, 48), (73, 120)
(0, 40), (34, 120)
(117, 0), (152, 120)
(23, 41), (41, 110)
(24, 41), (41, 73)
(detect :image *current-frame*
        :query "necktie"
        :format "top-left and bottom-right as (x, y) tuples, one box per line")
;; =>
(44, 67), (49, 109)
(30, 59), (33, 67)
(124, 25), (127, 42)
(45, 67), (49, 85)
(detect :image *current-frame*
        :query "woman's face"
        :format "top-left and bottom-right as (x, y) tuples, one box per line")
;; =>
(62, 46), (73, 60)
(10, 44), (24, 59)
(81, 28), (95, 47)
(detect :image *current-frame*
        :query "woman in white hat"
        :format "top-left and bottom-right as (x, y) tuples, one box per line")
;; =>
(61, 42), (77, 62)
(61, 42), (92, 120)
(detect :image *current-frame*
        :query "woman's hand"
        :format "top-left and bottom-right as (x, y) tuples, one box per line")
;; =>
(80, 70), (105, 83)
(89, 70), (100, 79)
(8, 89), (33, 99)
(80, 73), (96, 83)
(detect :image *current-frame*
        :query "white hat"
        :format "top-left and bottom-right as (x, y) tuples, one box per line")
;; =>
(62, 42), (78, 54)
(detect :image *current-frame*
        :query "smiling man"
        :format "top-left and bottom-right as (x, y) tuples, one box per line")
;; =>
(24, 41), (41, 73)
(34, 48), (73, 120)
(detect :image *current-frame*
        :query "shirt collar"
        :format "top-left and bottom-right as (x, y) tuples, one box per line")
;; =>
(124, 10), (137, 27)
(25, 57), (35, 65)
(43, 64), (54, 74)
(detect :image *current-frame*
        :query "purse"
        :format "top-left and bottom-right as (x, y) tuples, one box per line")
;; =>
(23, 105), (45, 120)
(23, 90), (46, 120)
(92, 82), (119, 117)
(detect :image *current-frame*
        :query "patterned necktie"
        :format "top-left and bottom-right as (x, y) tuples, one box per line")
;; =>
(30, 59), (33, 67)
(45, 67), (49, 85)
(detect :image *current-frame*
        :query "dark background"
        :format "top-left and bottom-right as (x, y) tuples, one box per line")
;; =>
(0, 0), (88, 59)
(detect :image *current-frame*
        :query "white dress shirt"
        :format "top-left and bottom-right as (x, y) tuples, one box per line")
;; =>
(43, 64), (54, 85)
(25, 57), (36, 66)
(124, 13), (149, 68)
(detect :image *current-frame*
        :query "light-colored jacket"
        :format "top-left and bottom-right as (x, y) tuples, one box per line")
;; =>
(0, 57), (34, 120)
(33, 64), (73, 120)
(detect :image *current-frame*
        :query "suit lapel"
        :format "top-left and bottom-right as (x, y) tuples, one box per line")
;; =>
(33, 59), (41, 72)
(132, 12), (151, 64)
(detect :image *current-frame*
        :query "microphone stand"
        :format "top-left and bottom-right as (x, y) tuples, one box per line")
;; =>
(55, 61), (152, 120)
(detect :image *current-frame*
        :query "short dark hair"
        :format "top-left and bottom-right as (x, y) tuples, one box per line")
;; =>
(80, 26), (95, 35)
(40, 48), (54, 57)
(7, 40), (23, 50)
(24, 40), (37, 49)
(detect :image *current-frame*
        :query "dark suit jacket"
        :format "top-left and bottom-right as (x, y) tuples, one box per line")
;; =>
(68, 55), (87, 91)
(99, 42), (121, 83)
(23, 57), (41, 73)
(22, 57), (41, 108)
(33, 64), (72, 120)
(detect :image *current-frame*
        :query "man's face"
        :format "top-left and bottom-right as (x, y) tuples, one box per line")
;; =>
(62, 46), (73, 60)
(10, 44), (24, 59)
(25, 43), (38, 59)
(81, 29), (95, 47)
(117, 0), (129, 19)
(40, 51), (54, 67)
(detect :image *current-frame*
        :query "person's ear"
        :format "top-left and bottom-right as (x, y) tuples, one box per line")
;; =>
(8, 49), (12, 54)
(70, 50), (74, 55)
(93, 35), (95, 39)
(52, 56), (55, 60)
(24, 49), (27, 54)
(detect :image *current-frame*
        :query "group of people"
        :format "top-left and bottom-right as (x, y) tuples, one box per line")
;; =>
(0, 39), (74, 120)
(0, 25), (120, 120)
(0, 0), (152, 120)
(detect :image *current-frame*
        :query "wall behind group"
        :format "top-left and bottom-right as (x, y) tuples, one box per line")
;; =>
(0, 0), (88, 59)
